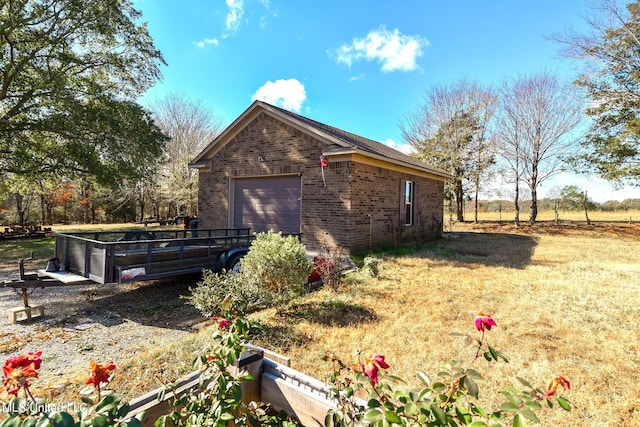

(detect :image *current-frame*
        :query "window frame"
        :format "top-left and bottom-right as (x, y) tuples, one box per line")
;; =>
(404, 180), (414, 226)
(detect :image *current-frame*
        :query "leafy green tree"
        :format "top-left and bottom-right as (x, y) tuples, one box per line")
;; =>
(556, 1), (640, 185)
(558, 185), (587, 211)
(401, 80), (496, 222)
(0, 0), (167, 186)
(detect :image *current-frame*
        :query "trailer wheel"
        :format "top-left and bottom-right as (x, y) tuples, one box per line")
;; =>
(225, 253), (244, 275)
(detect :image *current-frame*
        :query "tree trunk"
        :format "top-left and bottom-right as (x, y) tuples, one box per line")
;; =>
(455, 179), (464, 222)
(584, 191), (591, 225)
(474, 175), (479, 223)
(513, 181), (520, 227)
(15, 193), (25, 227)
(40, 193), (46, 226)
(529, 187), (538, 224)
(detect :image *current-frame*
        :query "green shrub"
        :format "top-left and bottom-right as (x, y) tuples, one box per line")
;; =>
(241, 230), (313, 297)
(185, 270), (272, 317)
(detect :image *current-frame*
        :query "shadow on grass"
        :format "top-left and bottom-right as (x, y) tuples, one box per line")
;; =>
(253, 324), (313, 353)
(371, 232), (540, 269)
(276, 300), (379, 327)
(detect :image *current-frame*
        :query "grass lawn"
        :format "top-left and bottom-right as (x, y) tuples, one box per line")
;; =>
(2, 220), (639, 426)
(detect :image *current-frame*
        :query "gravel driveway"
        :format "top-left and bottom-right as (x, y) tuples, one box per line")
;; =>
(0, 266), (207, 387)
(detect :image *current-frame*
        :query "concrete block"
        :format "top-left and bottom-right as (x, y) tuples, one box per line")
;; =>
(7, 305), (44, 323)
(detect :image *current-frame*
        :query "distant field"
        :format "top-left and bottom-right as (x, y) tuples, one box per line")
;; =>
(450, 209), (640, 224)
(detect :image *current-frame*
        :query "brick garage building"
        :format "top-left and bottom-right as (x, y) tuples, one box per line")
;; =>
(190, 101), (451, 255)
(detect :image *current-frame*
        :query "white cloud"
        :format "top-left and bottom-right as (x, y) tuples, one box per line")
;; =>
(252, 78), (307, 112)
(382, 138), (414, 155)
(332, 26), (428, 72)
(225, 0), (244, 34)
(195, 38), (219, 48)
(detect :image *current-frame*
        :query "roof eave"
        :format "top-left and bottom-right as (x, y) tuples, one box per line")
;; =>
(322, 147), (453, 180)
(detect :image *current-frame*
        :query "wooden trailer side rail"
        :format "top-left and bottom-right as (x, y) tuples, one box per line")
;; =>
(126, 346), (357, 427)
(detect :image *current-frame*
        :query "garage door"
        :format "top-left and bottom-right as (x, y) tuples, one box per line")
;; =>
(232, 176), (301, 234)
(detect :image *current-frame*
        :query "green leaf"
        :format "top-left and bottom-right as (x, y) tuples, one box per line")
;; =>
(469, 422), (487, 427)
(483, 352), (493, 361)
(90, 415), (110, 427)
(488, 346), (499, 361)
(365, 409), (382, 423)
(0, 416), (22, 427)
(500, 402), (518, 412)
(95, 395), (118, 414)
(220, 412), (235, 421)
(455, 406), (472, 424)
(368, 398), (382, 408)
(384, 410), (402, 424)
(520, 407), (539, 423)
(497, 350), (510, 363)
(466, 368), (483, 380)
(524, 400), (542, 410)
(464, 376), (480, 399)
(513, 413), (526, 427)
(416, 371), (431, 386)
(516, 377), (533, 389)
(404, 402), (417, 416)
(556, 396), (572, 411)
(430, 403), (448, 425)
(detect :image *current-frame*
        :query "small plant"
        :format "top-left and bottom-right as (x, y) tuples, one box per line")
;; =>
(185, 269), (273, 317)
(314, 246), (343, 291)
(362, 256), (380, 278)
(240, 230), (313, 297)
(386, 217), (406, 255)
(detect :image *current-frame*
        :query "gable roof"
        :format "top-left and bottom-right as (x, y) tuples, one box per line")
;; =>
(190, 100), (451, 179)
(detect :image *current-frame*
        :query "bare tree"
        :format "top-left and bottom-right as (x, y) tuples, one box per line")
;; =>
(150, 93), (223, 217)
(496, 72), (583, 224)
(401, 80), (497, 222)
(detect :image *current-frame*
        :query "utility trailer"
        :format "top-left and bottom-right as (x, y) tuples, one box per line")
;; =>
(2, 228), (253, 323)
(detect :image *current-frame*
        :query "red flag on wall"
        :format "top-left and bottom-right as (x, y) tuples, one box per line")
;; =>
(320, 156), (328, 167)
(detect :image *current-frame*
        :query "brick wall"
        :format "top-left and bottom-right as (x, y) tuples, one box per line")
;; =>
(349, 163), (444, 253)
(197, 112), (444, 255)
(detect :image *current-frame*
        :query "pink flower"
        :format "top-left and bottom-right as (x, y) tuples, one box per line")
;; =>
(361, 354), (390, 386)
(212, 317), (229, 329)
(475, 313), (497, 331)
(545, 376), (571, 397)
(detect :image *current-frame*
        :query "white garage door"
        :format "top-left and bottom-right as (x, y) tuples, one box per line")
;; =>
(232, 176), (301, 234)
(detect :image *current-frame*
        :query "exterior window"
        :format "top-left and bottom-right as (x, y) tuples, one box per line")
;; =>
(405, 181), (413, 225)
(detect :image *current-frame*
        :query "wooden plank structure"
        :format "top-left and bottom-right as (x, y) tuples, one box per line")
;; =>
(126, 347), (349, 427)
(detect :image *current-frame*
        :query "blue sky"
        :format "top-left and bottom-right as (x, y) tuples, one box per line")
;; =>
(134, 0), (639, 202)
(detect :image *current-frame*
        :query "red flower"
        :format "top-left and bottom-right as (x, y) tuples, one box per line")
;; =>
(2, 351), (42, 396)
(86, 360), (116, 387)
(212, 317), (230, 329)
(361, 354), (390, 386)
(475, 313), (497, 331)
(545, 376), (571, 397)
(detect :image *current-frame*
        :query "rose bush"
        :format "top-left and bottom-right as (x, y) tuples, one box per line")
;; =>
(0, 352), (142, 427)
(324, 313), (572, 426)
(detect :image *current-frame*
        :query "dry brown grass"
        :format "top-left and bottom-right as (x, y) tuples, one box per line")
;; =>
(251, 221), (640, 426)
(12, 221), (640, 426)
